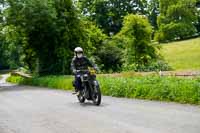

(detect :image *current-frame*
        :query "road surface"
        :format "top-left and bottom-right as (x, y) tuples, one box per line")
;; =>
(0, 74), (200, 133)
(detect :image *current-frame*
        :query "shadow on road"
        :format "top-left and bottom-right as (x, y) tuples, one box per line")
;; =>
(78, 101), (108, 107)
(67, 99), (108, 107)
(0, 85), (51, 93)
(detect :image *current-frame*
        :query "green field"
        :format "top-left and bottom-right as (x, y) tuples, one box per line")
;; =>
(161, 37), (200, 70)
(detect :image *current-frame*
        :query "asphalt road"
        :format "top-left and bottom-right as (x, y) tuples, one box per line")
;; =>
(0, 74), (200, 133)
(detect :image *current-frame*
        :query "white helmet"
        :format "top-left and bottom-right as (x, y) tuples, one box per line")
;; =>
(74, 47), (83, 53)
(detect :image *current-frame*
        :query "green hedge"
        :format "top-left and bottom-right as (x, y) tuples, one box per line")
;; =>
(7, 75), (200, 105)
(7, 75), (74, 90)
(99, 76), (200, 104)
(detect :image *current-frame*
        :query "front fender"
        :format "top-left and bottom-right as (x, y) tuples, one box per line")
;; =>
(93, 80), (100, 88)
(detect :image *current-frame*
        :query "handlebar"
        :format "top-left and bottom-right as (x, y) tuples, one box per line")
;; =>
(75, 68), (97, 75)
(76, 70), (90, 73)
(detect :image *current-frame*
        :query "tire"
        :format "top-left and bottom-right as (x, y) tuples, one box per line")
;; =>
(92, 85), (101, 106)
(77, 92), (85, 103)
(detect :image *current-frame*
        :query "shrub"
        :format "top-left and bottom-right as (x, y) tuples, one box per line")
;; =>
(95, 44), (123, 72)
(137, 60), (173, 72)
(122, 60), (172, 72)
(156, 23), (197, 42)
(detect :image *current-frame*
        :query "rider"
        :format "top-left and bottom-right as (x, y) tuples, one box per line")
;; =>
(71, 47), (98, 94)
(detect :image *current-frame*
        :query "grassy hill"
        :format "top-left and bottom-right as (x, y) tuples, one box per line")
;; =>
(161, 37), (200, 71)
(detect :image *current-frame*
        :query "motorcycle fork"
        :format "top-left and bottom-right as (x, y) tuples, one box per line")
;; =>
(82, 81), (90, 99)
(88, 79), (96, 98)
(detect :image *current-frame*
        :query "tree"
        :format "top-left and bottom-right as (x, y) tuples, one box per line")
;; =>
(195, 0), (200, 34)
(3, 0), (86, 74)
(116, 14), (158, 70)
(1, 25), (25, 68)
(155, 0), (198, 42)
(147, 0), (159, 29)
(53, 0), (86, 74)
(0, 1), (25, 69)
(78, 0), (148, 35)
(0, 1), (8, 69)
(0, 31), (9, 69)
(81, 20), (107, 56)
(81, 20), (123, 72)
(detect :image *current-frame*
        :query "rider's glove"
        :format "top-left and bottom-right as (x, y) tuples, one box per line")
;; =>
(94, 67), (100, 73)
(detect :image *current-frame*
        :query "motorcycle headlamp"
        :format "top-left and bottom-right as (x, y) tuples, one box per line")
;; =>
(81, 74), (88, 81)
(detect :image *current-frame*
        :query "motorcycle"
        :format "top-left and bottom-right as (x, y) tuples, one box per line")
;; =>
(74, 68), (101, 106)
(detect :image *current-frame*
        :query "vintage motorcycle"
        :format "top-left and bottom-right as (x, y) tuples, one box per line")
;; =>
(74, 68), (101, 106)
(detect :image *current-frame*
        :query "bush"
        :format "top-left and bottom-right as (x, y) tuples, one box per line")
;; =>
(137, 60), (173, 72)
(95, 43), (123, 72)
(156, 22), (197, 42)
(122, 60), (172, 72)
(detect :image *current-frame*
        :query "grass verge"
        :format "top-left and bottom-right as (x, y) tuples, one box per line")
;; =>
(7, 75), (74, 90)
(7, 75), (200, 105)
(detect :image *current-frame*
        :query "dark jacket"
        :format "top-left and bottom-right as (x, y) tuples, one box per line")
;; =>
(71, 56), (96, 73)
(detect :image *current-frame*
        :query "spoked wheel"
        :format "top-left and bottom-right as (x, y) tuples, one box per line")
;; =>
(77, 91), (85, 103)
(92, 86), (101, 106)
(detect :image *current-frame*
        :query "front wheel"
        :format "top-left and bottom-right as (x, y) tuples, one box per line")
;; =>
(92, 84), (101, 106)
(77, 91), (85, 103)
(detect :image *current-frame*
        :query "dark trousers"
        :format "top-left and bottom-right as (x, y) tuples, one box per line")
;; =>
(74, 74), (82, 91)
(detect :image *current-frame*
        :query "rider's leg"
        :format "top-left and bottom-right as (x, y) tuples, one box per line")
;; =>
(73, 75), (82, 94)
(75, 76), (82, 91)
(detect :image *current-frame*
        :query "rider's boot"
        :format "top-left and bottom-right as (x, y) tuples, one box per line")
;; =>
(72, 88), (79, 95)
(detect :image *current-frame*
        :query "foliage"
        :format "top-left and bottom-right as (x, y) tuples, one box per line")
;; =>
(82, 20), (107, 56)
(0, 33), (9, 69)
(116, 14), (159, 70)
(7, 75), (73, 90)
(195, 0), (200, 34)
(94, 42), (123, 72)
(0, 25), (25, 69)
(135, 60), (172, 72)
(0, 2), (25, 69)
(155, 22), (197, 42)
(77, 0), (148, 35)
(7, 75), (200, 105)
(3, 0), (86, 74)
(1, 0), (199, 73)
(100, 76), (200, 105)
(147, 0), (159, 30)
(81, 20), (124, 72)
(1, 0), (112, 74)
(156, 0), (198, 42)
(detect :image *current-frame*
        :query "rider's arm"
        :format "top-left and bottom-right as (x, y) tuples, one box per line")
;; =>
(85, 57), (99, 71)
(71, 57), (77, 74)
